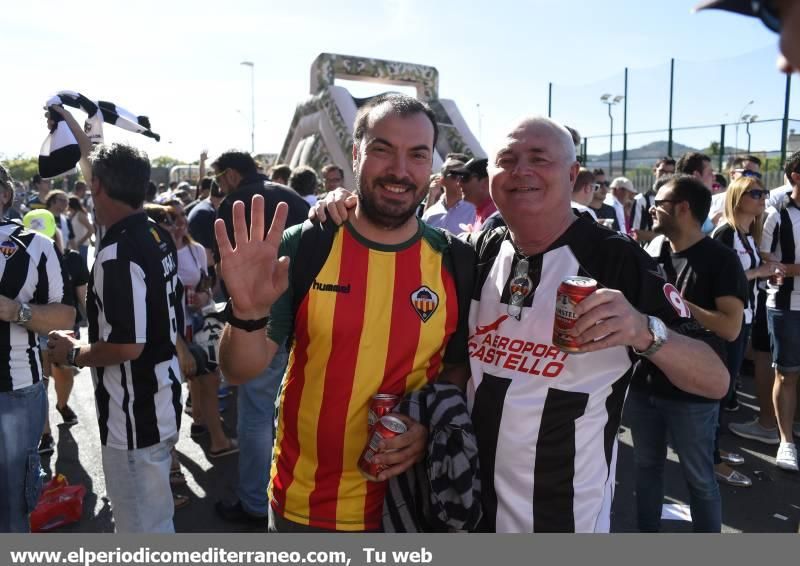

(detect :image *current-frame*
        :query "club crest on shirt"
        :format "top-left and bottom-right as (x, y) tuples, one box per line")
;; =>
(410, 285), (439, 323)
(0, 239), (18, 259)
(663, 283), (691, 318)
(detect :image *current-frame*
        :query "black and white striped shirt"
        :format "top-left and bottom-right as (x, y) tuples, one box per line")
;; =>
(0, 221), (64, 392)
(88, 212), (183, 450)
(466, 218), (699, 532)
(762, 199), (800, 311)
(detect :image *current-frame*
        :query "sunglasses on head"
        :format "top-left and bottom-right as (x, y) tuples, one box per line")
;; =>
(736, 169), (763, 180)
(745, 189), (768, 200)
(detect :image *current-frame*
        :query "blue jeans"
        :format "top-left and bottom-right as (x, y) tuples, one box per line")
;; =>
(627, 390), (721, 533)
(236, 343), (288, 517)
(101, 436), (177, 533)
(0, 381), (47, 532)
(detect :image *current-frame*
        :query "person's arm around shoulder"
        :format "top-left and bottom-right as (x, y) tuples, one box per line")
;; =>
(216, 195), (290, 383)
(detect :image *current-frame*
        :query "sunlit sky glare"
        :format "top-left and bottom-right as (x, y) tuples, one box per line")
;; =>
(1, 0), (793, 165)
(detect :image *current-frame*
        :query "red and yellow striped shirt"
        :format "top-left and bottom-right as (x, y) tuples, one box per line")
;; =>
(267, 221), (462, 531)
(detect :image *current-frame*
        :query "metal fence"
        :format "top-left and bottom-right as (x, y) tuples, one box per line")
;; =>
(546, 46), (798, 191)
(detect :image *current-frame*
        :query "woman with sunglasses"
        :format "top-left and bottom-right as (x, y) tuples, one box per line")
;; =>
(710, 177), (780, 487)
(161, 200), (239, 460)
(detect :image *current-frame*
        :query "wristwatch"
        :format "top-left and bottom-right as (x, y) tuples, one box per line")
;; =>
(15, 303), (32, 325)
(67, 346), (83, 368)
(224, 300), (268, 332)
(633, 315), (668, 358)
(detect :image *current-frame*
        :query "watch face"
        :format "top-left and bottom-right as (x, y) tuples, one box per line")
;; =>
(19, 304), (32, 322)
(651, 316), (667, 344)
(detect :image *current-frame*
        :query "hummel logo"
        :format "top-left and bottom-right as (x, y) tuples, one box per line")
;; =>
(312, 280), (351, 293)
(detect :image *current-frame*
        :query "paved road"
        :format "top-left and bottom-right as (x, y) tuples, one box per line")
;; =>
(41, 354), (800, 533)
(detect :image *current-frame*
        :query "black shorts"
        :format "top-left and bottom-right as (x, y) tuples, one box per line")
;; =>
(752, 289), (771, 353)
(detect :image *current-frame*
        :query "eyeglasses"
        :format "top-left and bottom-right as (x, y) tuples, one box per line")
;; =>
(445, 172), (466, 180)
(739, 170), (763, 180)
(745, 189), (768, 200)
(212, 169), (228, 180)
(653, 199), (683, 209)
(753, 0), (781, 32)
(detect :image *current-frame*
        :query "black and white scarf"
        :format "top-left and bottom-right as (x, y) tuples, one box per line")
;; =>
(39, 91), (160, 179)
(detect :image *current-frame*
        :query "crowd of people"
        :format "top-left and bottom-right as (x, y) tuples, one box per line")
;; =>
(1, 0), (800, 535)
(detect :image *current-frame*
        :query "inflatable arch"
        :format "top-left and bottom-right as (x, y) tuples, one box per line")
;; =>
(278, 53), (485, 189)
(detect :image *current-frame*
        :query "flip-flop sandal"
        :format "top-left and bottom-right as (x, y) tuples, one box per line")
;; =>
(170, 469), (187, 486)
(208, 439), (240, 459)
(173, 493), (190, 510)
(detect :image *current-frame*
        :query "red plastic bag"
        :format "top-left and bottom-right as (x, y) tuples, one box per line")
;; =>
(30, 474), (87, 532)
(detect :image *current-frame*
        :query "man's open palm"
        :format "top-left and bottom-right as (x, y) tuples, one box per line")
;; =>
(214, 196), (290, 319)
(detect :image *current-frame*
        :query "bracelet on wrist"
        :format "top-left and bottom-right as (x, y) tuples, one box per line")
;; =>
(224, 300), (268, 332)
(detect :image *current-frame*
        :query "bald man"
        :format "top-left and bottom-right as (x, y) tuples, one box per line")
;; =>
(463, 116), (729, 532)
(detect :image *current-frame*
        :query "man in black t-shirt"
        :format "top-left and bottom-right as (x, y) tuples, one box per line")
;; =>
(629, 174), (747, 533)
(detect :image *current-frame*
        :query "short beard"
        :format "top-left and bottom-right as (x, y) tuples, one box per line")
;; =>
(354, 169), (422, 230)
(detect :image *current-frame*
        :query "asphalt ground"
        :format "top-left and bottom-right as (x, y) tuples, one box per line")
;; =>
(40, 346), (800, 533)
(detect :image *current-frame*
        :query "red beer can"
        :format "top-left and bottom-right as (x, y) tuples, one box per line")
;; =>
(358, 415), (407, 482)
(553, 276), (598, 353)
(368, 394), (400, 429)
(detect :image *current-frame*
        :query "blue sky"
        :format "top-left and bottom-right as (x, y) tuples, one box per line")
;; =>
(0, 0), (791, 164)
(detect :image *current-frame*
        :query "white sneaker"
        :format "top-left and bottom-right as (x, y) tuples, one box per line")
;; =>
(776, 442), (799, 472)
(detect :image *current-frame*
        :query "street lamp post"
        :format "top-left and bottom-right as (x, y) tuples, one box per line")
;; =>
(743, 115), (758, 153)
(735, 100), (754, 156)
(241, 61), (255, 153)
(600, 94), (624, 177)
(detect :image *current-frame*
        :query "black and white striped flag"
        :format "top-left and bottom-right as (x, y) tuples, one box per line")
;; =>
(39, 90), (161, 179)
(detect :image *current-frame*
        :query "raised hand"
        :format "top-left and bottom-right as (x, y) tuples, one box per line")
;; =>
(214, 195), (289, 320)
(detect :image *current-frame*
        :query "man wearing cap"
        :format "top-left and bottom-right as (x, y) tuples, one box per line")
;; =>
(0, 164), (74, 531)
(604, 177), (637, 235)
(422, 157), (477, 234)
(454, 158), (497, 232)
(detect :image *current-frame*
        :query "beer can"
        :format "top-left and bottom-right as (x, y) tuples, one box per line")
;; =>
(367, 394), (400, 429)
(769, 268), (784, 287)
(553, 276), (597, 353)
(358, 415), (407, 482)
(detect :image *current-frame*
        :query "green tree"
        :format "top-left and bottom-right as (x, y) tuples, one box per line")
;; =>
(0, 155), (38, 184)
(151, 156), (186, 169)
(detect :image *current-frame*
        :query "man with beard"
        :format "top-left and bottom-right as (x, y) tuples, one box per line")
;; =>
(215, 94), (472, 532)
(629, 174), (746, 532)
